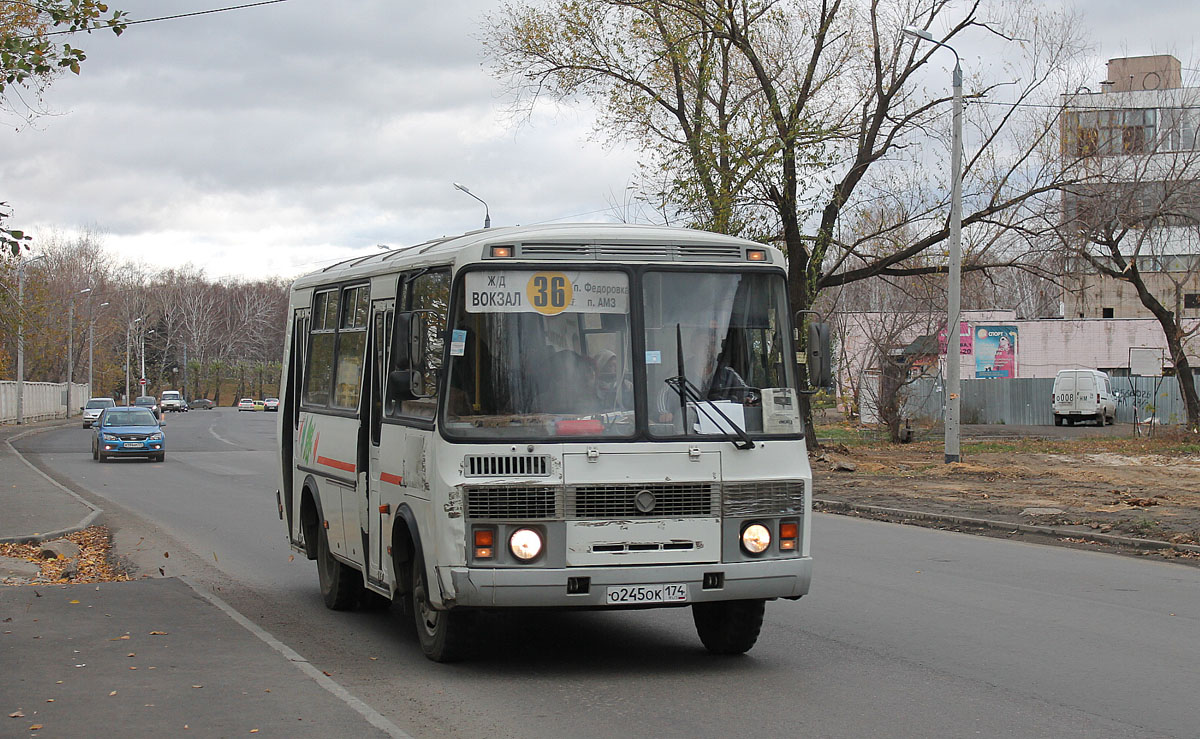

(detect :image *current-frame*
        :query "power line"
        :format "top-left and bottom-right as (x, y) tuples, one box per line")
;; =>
(16, 0), (290, 39)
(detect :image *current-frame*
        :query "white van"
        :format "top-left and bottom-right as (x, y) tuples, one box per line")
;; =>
(1052, 369), (1115, 426)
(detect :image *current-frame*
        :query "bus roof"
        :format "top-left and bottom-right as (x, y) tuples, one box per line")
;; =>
(292, 223), (783, 289)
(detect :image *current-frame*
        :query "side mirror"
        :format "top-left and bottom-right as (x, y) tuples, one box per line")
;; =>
(795, 310), (833, 394)
(391, 311), (425, 371)
(806, 322), (833, 389)
(387, 369), (430, 401)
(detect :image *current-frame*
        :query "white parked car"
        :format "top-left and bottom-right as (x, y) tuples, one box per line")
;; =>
(81, 397), (116, 428)
(1052, 369), (1116, 426)
(237, 398), (258, 411)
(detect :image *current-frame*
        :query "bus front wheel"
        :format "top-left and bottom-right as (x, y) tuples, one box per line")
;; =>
(316, 526), (363, 610)
(692, 599), (766, 655)
(411, 555), (470, 662)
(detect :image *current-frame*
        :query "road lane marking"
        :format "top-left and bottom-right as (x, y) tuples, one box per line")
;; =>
(179, 576), (412, 739)
(208, 423), (242, 448)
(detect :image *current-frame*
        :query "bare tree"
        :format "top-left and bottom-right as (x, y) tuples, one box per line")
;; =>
(485, 0), (1091, 437)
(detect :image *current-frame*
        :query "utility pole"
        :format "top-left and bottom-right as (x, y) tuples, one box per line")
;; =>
(66, 288), (91, 418)
(903, 26), (963, 463)
(89, 300), (109, 398)
(15, 255), (46, 425)
(126, 317), (141, 404)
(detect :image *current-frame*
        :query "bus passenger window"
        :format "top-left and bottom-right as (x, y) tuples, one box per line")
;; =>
(332, 285), (369, 410)
(304, 289), (339, 406)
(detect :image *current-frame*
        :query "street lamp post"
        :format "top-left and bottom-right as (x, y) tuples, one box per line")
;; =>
(15, 254), (46, 425)
(453, 183), (491, 228)
(89, 301), (109, 399)
(140, 328), (154, 393)
(904, 25), (963, 464)
(66, 287), (91, 418)
(125, 317), (142, 404)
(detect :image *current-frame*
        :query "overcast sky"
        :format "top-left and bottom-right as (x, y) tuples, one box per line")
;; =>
(2, 0), (1196, 281)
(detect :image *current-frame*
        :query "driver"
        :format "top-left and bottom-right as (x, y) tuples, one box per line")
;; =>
(655, 328), (750, 421)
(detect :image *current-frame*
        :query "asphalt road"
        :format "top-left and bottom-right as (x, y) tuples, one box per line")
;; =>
(17, 410), (1200, 738)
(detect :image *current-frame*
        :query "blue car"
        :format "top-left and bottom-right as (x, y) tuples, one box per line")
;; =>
(92, 406), (166, 463)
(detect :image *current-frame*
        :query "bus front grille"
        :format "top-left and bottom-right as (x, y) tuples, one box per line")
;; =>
(569, 483), (718, 519)
(464, 486), (562, 520)
(722, 480), (806, 517)
(464, 454), (551, 477)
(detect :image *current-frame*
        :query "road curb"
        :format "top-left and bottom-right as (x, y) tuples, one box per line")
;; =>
(0, 423), (105, 545)
(813, 498), (1200, 556)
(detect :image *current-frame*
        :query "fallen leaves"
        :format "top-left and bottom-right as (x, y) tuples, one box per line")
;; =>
(0, 527), (130, 586)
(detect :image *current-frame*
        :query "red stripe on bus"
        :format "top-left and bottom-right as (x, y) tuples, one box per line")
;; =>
(317, 455), (356, 473)
(380, 472), (404, 486)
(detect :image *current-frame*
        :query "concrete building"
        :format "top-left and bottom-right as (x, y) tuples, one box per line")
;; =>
(1060, 55), (1200, 321)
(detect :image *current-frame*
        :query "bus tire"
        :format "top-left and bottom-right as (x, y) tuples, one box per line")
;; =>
(1054, 415), (1062, 427)
(692, 599), (765, 655)
(316, 526), (362, 611)
(411, 554), (469, 662)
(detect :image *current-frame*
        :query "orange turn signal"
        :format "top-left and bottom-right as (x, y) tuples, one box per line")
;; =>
(490, 246), (513, 258)
(746, 249), (767, 261)
(474, 529), (494, 547)
(780, 522), (799, 539)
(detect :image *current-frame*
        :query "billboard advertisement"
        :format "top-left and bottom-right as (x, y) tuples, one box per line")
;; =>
(937, 321), (973, 355)
(975, 325), (1018, 379)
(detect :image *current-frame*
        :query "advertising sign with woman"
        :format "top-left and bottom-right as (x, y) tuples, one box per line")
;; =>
(975, 326), (1018, 379)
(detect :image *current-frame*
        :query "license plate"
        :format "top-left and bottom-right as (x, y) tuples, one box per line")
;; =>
(124, 442), (143, 448)
(605, 583), (688, 605)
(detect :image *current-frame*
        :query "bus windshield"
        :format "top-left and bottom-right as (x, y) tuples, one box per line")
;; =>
(442, 267), (798, 440)
(444, 269), (635, 438)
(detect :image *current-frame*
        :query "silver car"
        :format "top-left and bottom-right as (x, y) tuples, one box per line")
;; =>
(81, 397), (116, 428)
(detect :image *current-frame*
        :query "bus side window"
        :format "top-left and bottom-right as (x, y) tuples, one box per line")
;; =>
(332, 284), (370, 410)
(389, 269), (450, 420)
(304, 289), (338, 406)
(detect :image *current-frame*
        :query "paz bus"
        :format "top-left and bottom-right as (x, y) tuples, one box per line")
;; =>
(276, 223), (828, 662)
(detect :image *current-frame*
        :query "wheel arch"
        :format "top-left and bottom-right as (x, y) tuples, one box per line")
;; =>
(390, 503), (424, 597)
(299, 475), (324, 560)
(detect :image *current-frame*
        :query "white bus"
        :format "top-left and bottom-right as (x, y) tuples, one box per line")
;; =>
(276, 224), (826, 661)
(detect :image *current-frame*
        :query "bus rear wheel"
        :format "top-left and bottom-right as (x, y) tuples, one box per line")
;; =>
(316, 526), (362, 610)
(411, 554), (470, 662)
(692, 599), (766, 655)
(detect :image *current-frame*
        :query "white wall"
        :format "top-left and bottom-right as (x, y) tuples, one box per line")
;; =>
(0, 382), (91, 425)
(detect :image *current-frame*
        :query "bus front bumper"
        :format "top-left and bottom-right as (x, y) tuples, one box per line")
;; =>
(442, 557), (811, 608)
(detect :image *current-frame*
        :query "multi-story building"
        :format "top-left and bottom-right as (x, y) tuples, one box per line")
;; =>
(1060, 55), (1200, 321)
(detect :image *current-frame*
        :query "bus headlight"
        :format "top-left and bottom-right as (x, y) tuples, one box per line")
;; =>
(741, 523), (772, 554)
(509, 528), (543, 561)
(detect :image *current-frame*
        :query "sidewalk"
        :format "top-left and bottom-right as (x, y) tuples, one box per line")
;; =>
(0, 421), (408, 737)
(0, 419), (100, 544)
(2, 578), (397, 736)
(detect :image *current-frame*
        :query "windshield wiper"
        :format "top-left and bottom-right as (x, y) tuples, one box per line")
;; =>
(664, 376), (755, 450)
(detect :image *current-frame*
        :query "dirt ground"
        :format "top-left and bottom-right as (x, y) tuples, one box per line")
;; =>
(810, 424), (1200, 562)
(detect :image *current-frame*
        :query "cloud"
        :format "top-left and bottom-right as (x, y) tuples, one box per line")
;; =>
(1, 0), (642, 279)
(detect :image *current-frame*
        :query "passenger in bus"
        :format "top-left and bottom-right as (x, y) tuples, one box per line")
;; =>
(593, 349), (632, 408)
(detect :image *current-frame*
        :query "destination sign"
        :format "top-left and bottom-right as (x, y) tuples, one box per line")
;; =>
(465, 271), (629, 315)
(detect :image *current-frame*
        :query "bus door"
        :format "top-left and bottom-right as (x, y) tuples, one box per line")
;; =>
(366, 299), (394, 584)
(286, 307), (310, 547)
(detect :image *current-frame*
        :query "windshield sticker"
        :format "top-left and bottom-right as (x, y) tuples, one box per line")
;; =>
(465, 271), (628, 315)
(645, 350), (662, 364)
(450, 329), (467, 356)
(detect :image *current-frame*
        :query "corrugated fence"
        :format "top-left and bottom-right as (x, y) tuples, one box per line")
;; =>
(904, 376), (1187, 426)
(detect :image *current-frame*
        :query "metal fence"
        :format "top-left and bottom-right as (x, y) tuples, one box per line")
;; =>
(0, 381), (91, 425)
(903, 375), (1187, 426)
